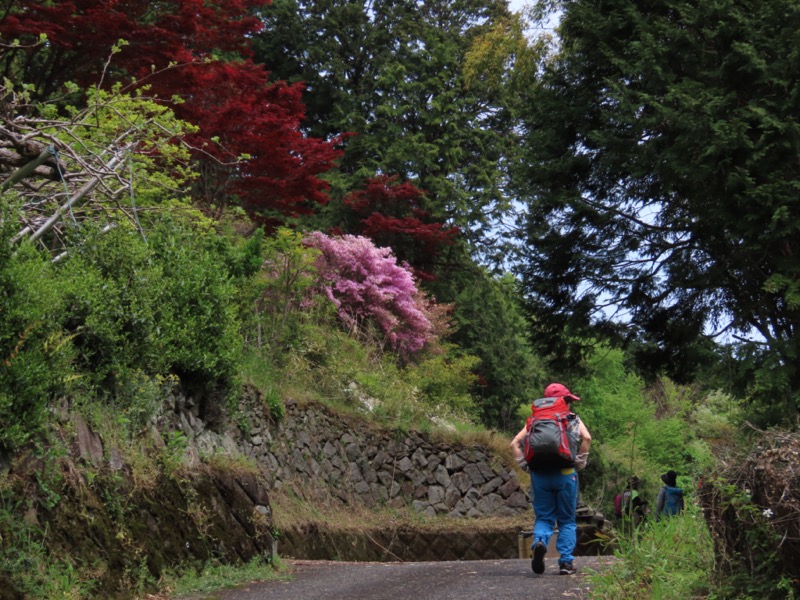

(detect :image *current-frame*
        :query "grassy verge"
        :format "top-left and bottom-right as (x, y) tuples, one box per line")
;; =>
(586, 501), (714, 599)
(154, 557), (289, 599)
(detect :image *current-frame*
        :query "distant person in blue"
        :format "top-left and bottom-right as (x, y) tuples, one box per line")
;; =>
(655, 470), (684, 520)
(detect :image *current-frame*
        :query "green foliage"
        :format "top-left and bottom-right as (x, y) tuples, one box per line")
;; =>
(514, 0), (800, 418)
(50, 84), (198, 205)
(0, 222), (79, 449)
(570, 346), (735, 477)
(703, 477), (797, 600)
(240, 350), (286, 421)
(0, 480), (97, 598)
(254, 227), (324, 350)
(570, 345), (651, 443)
(160, 430), (189, 475)
(588, 502), (714, 599)
(437, 268), (547, 430)
(400, 346), (481, 420)
(5, 80), (200, 255)
(636, 417), (692, 471)
(109, 371), (176, 438)
(690, 390), (744, 443)
(0, 209), (247, 451)
(147, 219), (243, 383)
(463, 11), (544, 96)
(57, 218), (242, 386)
(160, 556), (285, 596)
(0, 531), (97, 598)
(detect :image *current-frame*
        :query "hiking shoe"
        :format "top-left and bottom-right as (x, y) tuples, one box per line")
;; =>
(559, 561), (577, 575)
(531, 541), (546, 574)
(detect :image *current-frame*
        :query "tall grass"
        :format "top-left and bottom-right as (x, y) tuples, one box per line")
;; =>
(159, 556), (287, 598)
(588, 501), (715, 599)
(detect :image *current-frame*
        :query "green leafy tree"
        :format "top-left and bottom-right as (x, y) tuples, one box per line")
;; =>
(436, 268), (546, 429)
(514, 0), (800, 422)
(254, 0), (520, 251)
(254, 227), (322, 349)
(255, 1), (549, 428)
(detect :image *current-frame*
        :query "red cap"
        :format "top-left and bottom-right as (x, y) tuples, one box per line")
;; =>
(544, 382), (580, 401)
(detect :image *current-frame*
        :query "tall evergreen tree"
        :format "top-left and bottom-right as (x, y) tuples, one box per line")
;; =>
(254, 0), (520, 255)
(514, 0), (800, 422)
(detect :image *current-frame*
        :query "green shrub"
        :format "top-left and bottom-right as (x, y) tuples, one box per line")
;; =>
(57, 219), (243, 387)
(147, 219), (243, 385)
(588, 502), (714, 599)
(0, 210), (251, 450)
(0, 227), (79, 449)
(403, 347), (480, 419)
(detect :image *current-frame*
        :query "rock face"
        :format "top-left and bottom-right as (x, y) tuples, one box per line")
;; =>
(200, 391), (531, 518)
(1, 455), (276, 598)
(161, 385), (531, 518)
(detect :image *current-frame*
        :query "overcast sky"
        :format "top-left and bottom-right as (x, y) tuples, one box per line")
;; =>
(507, 1), (562, 32)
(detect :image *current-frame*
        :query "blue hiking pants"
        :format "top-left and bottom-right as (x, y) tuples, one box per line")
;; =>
(529, 469), (579, 563)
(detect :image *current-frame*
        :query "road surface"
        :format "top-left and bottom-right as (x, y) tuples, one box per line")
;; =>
(197, 556), (613, 600)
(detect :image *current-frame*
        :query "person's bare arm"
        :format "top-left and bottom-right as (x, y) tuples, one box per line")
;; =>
(510, 426), (527, 462)
(578, 420), (591, 455)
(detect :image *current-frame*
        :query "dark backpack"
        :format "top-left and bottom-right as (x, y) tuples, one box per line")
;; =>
(523, 396), (580, 470)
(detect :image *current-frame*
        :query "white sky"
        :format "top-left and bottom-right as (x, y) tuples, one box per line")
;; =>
(507, 0), (562, 36)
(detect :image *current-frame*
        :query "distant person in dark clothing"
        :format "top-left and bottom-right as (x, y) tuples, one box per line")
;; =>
(623, 476), (647, 525)
(655, 470), (684, 521)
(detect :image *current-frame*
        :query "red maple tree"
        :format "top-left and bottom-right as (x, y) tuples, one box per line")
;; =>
(340, 175), (460, 280)
(0, 0), (341, 224)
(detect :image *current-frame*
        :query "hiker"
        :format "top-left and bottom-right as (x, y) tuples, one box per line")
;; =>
(624, 475), (647, 516)
(655, 470), (684, 521)
(624, 475), (647, 524)
(510, 382), (591, 576)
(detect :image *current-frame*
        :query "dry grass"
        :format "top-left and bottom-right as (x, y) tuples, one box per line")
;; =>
(698, 425), (800, 595)
(201, 450), (261, 476)
(269, 482), (529, 535)
(431, 427), (517, 461)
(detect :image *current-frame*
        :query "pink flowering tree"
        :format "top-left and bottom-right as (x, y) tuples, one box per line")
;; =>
(303, 232), (433, 358)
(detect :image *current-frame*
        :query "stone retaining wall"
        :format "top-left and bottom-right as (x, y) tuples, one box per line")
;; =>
(173, 387), (531, 518)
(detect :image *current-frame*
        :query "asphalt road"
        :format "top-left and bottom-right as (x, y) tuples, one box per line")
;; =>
(199, 556), (612, 600)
